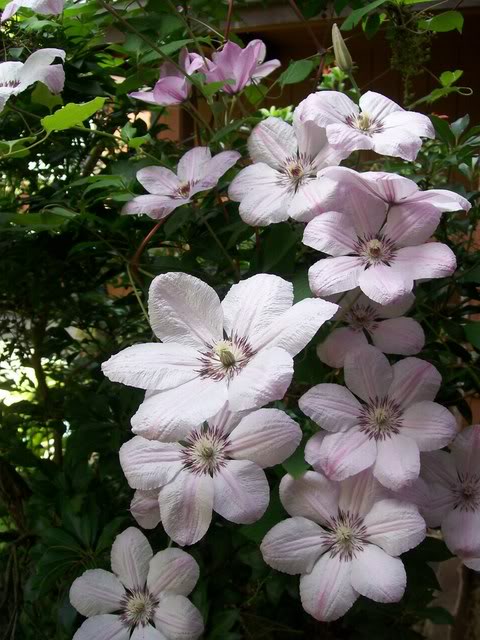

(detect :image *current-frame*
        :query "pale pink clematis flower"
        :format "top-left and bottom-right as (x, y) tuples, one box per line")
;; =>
(1, 0), (63, 21)
(122, 147), (240, 219)
(295, 90), (434, 161)
(129, 48), (204, 106)
(0, 48), (65, 113)
(317, 289), (425, 368)
(261, 469), (426, 621)
(228, 116), (343, 225)
(418, 426), (480, 567)
(102, 272), (337, 439)
(121, 406), (302, 546)
(69, 527), (203, 640)
(299, 345), (456, 490)
(204, 39), (280, 94)
(303, 175), (461, 304)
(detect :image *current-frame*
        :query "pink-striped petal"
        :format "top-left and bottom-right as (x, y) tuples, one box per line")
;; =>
(299, 383), (362, 432)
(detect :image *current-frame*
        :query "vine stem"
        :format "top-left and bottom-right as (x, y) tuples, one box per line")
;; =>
(126, 264), (150, 322)
(130, 220), (165, 282)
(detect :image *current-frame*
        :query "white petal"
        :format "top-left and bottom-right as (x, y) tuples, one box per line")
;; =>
(260, 517), (329, 574)
(227, 347), (293, 412)
(300, 554), (358, 622)
(402, 401), (457, 451)
(463, 557), (480, 571)
(394, 244), (456, 281)
(442, 509), (480, 557)
(221, 273), (293, 340)
(120, 437), (183, 490)
(390, 357), (441, 407)
(147, 548), (199, 597)
(350, 544), (406, 603)
(370, 317), (425, 356)
(238, 181), (291, 226)
(131, 490), (161, 530)
(212, 459), (269, 524)
(148, 272), (223, 347)
(374, 435), (420, 490)
(317, 326), (368, 368)
(344, 345), (393, 403)
(101, 343), (200, 391)
(280, 471), (339, 525)
(177, 147), (211, 182)
(154, 594), (204, 640)
(111, 527), (153, 590)
(299, 383), (362, 432)
(131, 625), (166, 640)
(295, 90), (358, 127)
(228, 408), (302, 467)
(359, 91), (402, 119)
(363, 499), (426, 555)
(136, 166), (180, 195)
(338, 469), (388, 517)
(248, 116), (297, 169)
(308, 256), (363, 298)
(122, 195), (186, 220)
(69, 569), (125, 617)
(358, 263), (413, 306)
(159, 470), (214, 546)
(303, 211), (357, 256)
(318, 429), (377, 481)
(73, 615), (129, 640)
(451, 424), (480, 475)
(192, 150), (240, 190)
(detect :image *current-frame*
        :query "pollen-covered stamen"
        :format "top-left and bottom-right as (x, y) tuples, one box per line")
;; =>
(175, 181), (191, 198)
(181, 425), (230, 475)
(358, 396), (403, 440)
(197, 334), (255, 382)
(354, 233), (398, 269)
(345, 303), (380, 333)
(120, 588), (157, 628)
(323, 510), (368, 561)
(452, 473), (480, 512)
(345, 111), (384, 136)
(278, 152), (317, 192)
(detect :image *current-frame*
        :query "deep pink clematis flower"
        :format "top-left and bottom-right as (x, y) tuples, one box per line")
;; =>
(302, 169), (469, 304)
(122, 146), (240, 219)
(261, 469), (426, 621)
(418, 426), (480, 567)
(317, 289), (425, 368)
(228, 116), (343, 225)
(295, 90), (434, 161)
(69, 527), (203, 640)
(120, 406), (302, 546)
(204, 39), (280, 94)
(102, 272), (337, 438)
(0, 48), (65, 113)
(299, 345), (457, 490)
(129, 48), (204, 106)
(1, 0), (63, 22)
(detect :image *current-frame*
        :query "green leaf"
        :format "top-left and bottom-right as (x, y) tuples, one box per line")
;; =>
(419, 10), (464, 33)
(244, 83), (268, 105)
(0, 136), (37, 158)
(430, 115), (455, 146)
(465, 322), (480, 349)
(282, 440), (309, 478)
(341, 0), (389, 31)
(362, 12), (382, 39)
(279, 59), (315, 86)
(31, 83), (63, 110)
(41, 97), (106, 133)
(440, 69), (463, 87)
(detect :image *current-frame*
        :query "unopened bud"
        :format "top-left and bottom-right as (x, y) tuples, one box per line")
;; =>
(332, 24), (353, 73)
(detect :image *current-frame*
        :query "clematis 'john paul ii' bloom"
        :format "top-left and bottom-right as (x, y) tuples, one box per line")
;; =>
(1, 0), (63, 22)
(295, 90), (434, 161)
(317, 289), (425, 368)
(261, 469), (426, 621)
(228, 115), (343, 226)
(122, 147), (240, 220)
(69, 527), (203, 640)
(102, 272), (337, 439)
(299, 345), (456, 490)
(121, 406), (302, 545)
(0, 48), (65, 113)
(419, 425), (480, 569)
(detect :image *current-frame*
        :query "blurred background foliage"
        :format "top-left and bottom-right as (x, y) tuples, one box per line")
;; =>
(0, 0), (479, 638)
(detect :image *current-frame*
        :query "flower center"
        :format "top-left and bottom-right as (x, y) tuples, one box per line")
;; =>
(453, 473), (480, 512)
(345, 303), (380, 333)
(176, 181), (191, 198)
(279, 153), (316, 192)
(358, 396), (403, 440)
(323, 510), (367, 561)
(346, 111), (383, 136)
(181, 426), (229, 475)
(120, 588), (157, 628)
(197, 335), (255, 382)
(354, 233), (398, 268)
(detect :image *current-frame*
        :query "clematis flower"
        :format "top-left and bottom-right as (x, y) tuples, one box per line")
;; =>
(121, 407), (302, 545)
(122, 147), (240, 219)
(228, 116), (343, 225)
(317, 289), (425, 368)
(69, 527), (203, 640)
(102, 272), (337, 438)
(418, 426), (480, 565)
(204, 39), (280, 94)
(260, 469), (426, 621)
(299, 344), (456, 490)
(0, 48), (65, 113)
(129, 48), (204, 106)
(303, 177), (460, 305)
(1, 0), (63, 22)
(295, 90), (434, 161)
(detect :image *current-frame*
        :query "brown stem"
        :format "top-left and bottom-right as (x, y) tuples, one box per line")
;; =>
(130, 220), (164, 282)
(224, 0), (234, 40)
(287, 0), (326, 55)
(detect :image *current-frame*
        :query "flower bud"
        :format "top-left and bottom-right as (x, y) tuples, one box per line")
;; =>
(332, 24), (353, 74)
